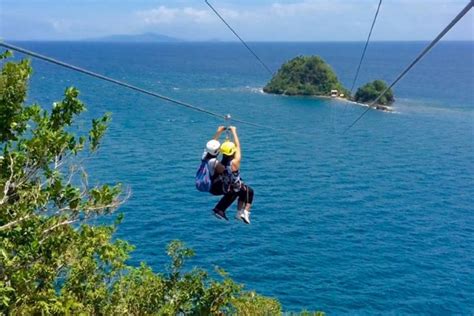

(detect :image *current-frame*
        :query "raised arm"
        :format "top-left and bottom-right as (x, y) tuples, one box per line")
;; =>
(213, 126), (226, 140)
(229, 126), (241, 170)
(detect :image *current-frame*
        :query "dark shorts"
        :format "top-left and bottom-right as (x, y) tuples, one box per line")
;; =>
(213, 184), (254, 213)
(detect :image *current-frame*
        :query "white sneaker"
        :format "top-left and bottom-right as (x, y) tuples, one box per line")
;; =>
(235, 209), (244, 221)
(240, 210), (251, 224)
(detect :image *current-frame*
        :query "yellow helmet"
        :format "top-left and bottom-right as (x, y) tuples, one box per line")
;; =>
(220, 141), (236, 156)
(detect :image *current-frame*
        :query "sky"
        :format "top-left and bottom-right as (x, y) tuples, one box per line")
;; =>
(0, 0), (473, 41)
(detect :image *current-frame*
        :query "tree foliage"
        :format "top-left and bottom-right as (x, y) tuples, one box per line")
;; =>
(354, 80), (394, 105)
(263, 56), (349, 97)
(0, 53), (288, 315)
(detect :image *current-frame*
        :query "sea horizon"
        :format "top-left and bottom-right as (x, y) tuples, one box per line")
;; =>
(6, 39), (474, 43)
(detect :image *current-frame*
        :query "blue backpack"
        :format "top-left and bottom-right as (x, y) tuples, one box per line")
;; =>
(195, 159), (212, 192)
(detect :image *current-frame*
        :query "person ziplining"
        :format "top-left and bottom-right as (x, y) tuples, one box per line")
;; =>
(196, 126), (254, 224)
(0, 1), (471, 229)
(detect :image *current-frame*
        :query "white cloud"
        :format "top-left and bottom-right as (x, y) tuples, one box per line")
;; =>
(123, 1), (473, 41)
(182, 7), (211, 23)
(270, 0), (353, 17)
(137, 6), (178, 24)
(137, 5), (226, 24)
(49, 19), (73, 33)
(11, 0), (467, 41)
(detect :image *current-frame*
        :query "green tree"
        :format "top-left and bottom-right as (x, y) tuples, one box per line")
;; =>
(354, 79), (394, 105)
(263, 56), (349, 97)
(0, 52), (285, 315)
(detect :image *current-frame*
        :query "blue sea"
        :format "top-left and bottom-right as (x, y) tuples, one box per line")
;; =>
(10, 41), (474, 314)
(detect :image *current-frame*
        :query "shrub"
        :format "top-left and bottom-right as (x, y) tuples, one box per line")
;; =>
(354, 79), (394, 105)
(264, 56), (349, 98)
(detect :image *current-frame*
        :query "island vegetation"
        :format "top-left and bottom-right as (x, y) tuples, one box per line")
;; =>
(354, 79), (394, 107)
(0, 51), (324, 315)
(263, 56), (349, 97)
(264, 56), (395, 110)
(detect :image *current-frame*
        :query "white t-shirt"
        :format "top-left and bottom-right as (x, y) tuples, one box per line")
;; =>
(202, 151), (218, 177)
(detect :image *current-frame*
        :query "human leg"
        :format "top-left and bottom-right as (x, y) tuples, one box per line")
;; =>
(243, 186), (254, 211)
(237, 185), (254, 224)
(213, 191), (238, 220)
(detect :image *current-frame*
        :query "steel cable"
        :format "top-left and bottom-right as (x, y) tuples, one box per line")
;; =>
(205, 0), (274, 76)
(349, 0), (383, 94)
(0, 41), (277, 131)
(344, 0), (473, 133)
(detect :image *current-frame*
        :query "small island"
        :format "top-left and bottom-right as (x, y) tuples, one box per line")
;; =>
(354, 80), (394, 111)
(263, 56), (349, 98)
(264, 55), (394, 111)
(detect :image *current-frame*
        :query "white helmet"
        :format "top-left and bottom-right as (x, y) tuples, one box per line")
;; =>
(206, 139), (220, 156)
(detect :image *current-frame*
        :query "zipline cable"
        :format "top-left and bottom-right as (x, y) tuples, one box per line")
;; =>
(343, 0), (473, 133)
(0, 41), (275, 131)
(349, 0), (382, 94)
(0, 42), (223, 118)
(338, 0), (382, 128)
(205, 0), (274, 76)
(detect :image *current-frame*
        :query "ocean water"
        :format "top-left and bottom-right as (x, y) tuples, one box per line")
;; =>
(9, 41), (474, 314)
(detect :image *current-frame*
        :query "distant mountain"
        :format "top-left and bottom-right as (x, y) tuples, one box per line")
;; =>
(87, 32), (183, 43)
